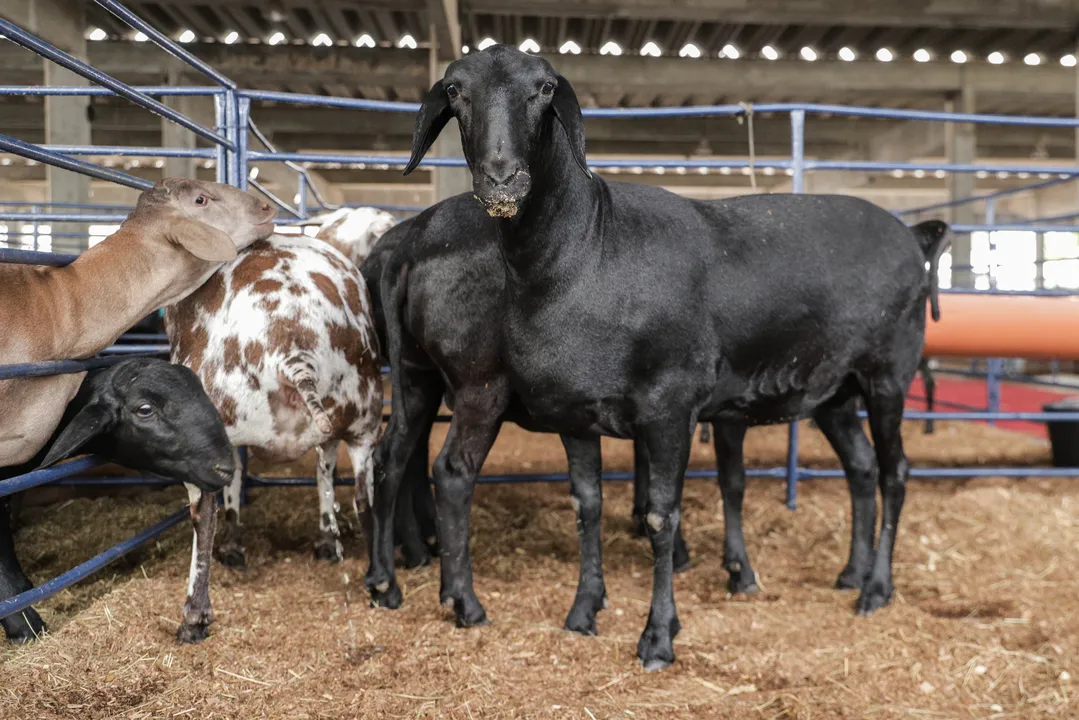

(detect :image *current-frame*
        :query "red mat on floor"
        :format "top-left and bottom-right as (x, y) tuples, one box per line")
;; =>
(907, 374), (1075, 439)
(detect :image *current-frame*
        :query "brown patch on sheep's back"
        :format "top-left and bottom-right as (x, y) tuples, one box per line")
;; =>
(343, 278), (364, 317)
(258, 296), (280, 313)
(243, 342), (265, 367)
(198, 272), (227, 314)
(328, 322), (378, 379)
(320, 248), (352, 276)
(310, 272), (342, 308)
(230, 245), (279, 291)
(252, 278), (283, 295)
(267, 318), (316, 353)
(222, 336), (242, 370)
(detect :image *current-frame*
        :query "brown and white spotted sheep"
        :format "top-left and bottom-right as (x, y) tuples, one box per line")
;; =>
(306, 206), (398, 266)
(165, 234), (382, 571)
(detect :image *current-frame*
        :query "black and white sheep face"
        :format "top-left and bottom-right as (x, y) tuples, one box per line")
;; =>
(403, 45), (590, 219)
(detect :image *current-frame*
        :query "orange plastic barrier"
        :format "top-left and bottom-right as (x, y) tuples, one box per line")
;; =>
(925, 294), (1079, 360)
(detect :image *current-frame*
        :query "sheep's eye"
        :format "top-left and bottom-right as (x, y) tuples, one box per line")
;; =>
(135, 403), (155, 418)
(445, 84), (459, 99)
(194, 195), (208, 206)
(540, 81), (555, 96)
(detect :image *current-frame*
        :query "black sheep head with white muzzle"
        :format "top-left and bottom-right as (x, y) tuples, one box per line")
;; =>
(403, 45), (590, 219)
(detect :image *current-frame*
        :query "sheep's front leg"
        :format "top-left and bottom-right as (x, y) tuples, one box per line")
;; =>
(636, 416), (691, 671)
(314, 440), (344, 562)
(178, 485), (218, 644)
(561, 435), (606, 636)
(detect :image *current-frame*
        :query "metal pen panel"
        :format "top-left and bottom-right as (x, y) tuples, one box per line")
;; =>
(0, 19), (233, 149)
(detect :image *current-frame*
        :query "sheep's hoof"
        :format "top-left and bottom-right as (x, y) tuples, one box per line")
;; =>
(313, 533), (344, 563)
(441, 592), (488, 628)
(176, 622), (211, 645)
(2, 608), (46, 644)
(368, 582), (403, 610)
(726, 566), (760, 595)
(563, 591), (606, 636)
(855, 580), (893, 616)
(637, 616), (680, 672)
(215, 543), (247, 570)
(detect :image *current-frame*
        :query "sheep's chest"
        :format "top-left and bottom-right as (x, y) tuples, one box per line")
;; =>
(503, 310), (636, 438)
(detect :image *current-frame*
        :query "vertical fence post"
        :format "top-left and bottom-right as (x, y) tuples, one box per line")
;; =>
(298, 175), (308, 219)
(986, 357), (1003, 425)
(236, 96), (251, 191)
(223, 89), (240, 187)
(985, 198), (997, 290)
(213, 91), (227, 185)
(31, 204), (39, 252)
(787, 109), (806, 511)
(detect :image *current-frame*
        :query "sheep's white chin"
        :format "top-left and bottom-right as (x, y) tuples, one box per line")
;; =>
(485, 200), (519, 218)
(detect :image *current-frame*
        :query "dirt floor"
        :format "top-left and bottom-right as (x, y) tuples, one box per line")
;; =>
(1, 421), (1075, 719)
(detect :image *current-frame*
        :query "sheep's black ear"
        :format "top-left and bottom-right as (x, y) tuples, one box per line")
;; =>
(404, 81), (453, 176)
(551, 75), (589, 178)
(38, 402), (115, 469)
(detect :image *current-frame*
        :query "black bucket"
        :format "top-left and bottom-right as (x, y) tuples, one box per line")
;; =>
(1043, 396), (1079, 467)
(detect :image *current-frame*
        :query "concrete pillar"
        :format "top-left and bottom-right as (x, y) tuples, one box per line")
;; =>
(35, 0), (91, 249)
(1, 0), (93, 249)
(947, 73), (976, 289)
(430, 30), (471, 203)
(162, 60), (197, 179)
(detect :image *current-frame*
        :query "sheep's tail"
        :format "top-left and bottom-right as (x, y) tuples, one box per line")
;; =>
(281, 354), (334, 435)
(911, 219), (951, 322)
(381, 253), (412, 437)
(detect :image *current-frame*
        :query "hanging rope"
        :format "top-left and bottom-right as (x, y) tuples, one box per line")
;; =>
(738, 101), (758, 192)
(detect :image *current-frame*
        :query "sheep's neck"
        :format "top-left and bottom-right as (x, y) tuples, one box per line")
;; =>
(495, 123), (601, 293)
(46, 225), (201, 359)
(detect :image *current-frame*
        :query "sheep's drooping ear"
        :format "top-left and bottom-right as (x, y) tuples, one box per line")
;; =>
(38, 402), (115, 469)
(168, 217), (238, 263)
(551, 74), (590, 178)
(404, 80), (453, 176)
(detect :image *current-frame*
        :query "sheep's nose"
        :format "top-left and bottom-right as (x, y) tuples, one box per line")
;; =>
(259, 200), (272, 213)
(214, 463), (236, 482)
(481, 158), (521, 186)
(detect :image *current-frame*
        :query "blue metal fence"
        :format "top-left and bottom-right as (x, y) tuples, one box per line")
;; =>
(2, 1), (1079, 625)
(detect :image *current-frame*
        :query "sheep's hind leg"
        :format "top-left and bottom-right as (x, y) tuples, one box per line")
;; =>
(215, 448), (247, 569)
(178, 486), (218, 644)
(314, 440), (344, 562)
(714, 421), (758, 594)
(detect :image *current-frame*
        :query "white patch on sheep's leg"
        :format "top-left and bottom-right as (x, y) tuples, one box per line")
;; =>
(314, 440), (343, 561)
(216, 447), (247, 569)
(222, 454), (242, 521)
(184, 484), (202, 598)
(178, 486), (216, 644)
(647, 512), (666, 534)
(346, 440), (376, 547)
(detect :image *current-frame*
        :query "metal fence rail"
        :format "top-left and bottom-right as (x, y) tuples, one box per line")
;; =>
(3, 2), (1079, 626)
